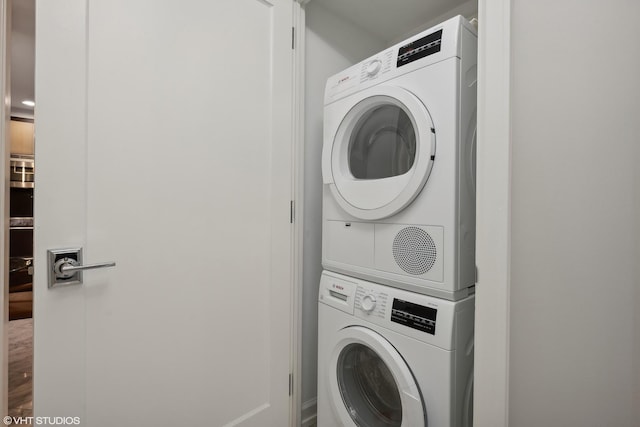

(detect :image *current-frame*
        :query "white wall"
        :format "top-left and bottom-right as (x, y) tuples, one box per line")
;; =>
(302, 2), (384, 418)
(508, 0), (640, 425)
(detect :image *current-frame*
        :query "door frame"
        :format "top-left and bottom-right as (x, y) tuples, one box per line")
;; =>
(0, 0), (10, 418)
(474, 0), (512, 426)
(292, 1), (307, 426)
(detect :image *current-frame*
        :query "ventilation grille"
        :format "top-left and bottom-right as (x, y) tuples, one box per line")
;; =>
(392, 227), (437, 275)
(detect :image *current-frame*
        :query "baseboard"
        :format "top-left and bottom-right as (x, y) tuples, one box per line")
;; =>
(301, 398), (317, 427)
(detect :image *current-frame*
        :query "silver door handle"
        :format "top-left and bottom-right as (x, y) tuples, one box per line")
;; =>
(54, 258), (116, 277)
(48, 247), (116, 288)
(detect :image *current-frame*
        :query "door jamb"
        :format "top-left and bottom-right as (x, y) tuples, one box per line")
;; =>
(0, 0), (10, 418)
(291, 1), (307, 426)
(474, 0), (512, 426)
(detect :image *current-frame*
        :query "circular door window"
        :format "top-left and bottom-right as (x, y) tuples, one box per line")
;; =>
(326, 86), (435, 220)
(328, 326), (426, 427)
(348, 105), (416, 180)
(337, 343), (403, 426)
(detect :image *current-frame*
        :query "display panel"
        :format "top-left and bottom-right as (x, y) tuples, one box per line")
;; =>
(391, 298), (437, 334)
(397, 29), (443, 68)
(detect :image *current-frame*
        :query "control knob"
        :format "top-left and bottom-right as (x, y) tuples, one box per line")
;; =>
(361, 294), (377, 313)
(366, 60), (382, 77)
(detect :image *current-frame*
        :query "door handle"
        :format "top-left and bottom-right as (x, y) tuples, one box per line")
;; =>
(54, 258), (116, 277)
(48, 247), (116, 288)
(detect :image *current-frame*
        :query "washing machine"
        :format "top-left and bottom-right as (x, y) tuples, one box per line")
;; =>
(322, 16), (477, 301)
(317, 271), (475, 427)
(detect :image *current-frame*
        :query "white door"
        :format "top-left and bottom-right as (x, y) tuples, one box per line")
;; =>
(33, 1), (294, 426)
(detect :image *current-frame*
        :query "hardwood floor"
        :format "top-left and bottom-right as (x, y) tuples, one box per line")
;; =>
(8, 318), (33, 422)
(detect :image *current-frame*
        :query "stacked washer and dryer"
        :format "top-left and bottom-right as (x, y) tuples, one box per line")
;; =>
(317, 16), (478, 427)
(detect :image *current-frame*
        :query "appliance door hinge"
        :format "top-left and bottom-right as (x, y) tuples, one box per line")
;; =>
(289, 373), (293, 396)
(290, 200), (295, 224)
(291, 27), (295, 49)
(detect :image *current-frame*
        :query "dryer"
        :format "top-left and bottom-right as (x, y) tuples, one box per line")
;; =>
(322, 16), (477, 300)
(317, 271), (475, 427)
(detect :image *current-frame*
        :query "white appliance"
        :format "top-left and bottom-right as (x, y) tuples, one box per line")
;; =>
(317, 271), (475, 427)
(322, 16), (477, 300)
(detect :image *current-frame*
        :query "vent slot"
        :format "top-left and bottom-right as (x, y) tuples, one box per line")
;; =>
(392, 227), (437, 275)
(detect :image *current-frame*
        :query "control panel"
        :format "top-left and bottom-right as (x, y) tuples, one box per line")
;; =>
(391, 298), (437, 335)
(320, 271), (474, 349)
(359, 50), (394, 83)
(355, 286), (389, 319)
(397, 29), (443, 68)
(325, 16), (473, 105)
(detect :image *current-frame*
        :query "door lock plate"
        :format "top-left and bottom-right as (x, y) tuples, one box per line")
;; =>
(48, 247), (84, 288)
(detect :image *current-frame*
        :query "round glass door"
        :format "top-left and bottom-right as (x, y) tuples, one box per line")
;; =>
(337, 343), (403, 427)
(348, 105), (416, 181)
(325, 86), (435, 220)
(328, 326), (426, 427)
